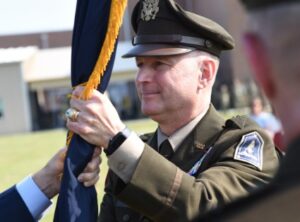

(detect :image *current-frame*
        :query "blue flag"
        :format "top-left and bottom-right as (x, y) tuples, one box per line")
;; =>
(54, 0), (123, 221)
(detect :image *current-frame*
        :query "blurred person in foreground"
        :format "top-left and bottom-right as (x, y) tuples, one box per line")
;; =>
(67, 0), (280, 221)
(198, 0), (300, 221)
(0, 147), (101, 222)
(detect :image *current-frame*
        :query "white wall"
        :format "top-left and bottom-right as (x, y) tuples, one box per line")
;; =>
(0, 62), (32, 134)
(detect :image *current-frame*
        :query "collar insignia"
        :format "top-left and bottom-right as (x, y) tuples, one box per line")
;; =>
(141, 0), (160, 22)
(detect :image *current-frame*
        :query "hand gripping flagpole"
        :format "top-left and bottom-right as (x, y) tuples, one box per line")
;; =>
(54, 0), (127, 221)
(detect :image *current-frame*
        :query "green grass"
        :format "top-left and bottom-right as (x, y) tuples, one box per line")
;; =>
(0, 118), (157, 222)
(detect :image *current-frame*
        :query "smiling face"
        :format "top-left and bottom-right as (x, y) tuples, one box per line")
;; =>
(135, 51), (207, 124)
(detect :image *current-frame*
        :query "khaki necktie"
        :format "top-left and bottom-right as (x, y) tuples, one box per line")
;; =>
(159, 139), (174, 159)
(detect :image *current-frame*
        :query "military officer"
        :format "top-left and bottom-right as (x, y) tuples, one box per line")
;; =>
(197, 0), (300, 221)
(66, 0), (281, 221)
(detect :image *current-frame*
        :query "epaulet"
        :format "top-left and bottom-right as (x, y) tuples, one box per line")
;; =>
(139, 132), (153, 142)
(224, 115), (249, 129)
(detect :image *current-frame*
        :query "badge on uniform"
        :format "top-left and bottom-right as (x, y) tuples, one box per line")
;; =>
(141, 0), (160, 21)
(234, 132), (264, 170)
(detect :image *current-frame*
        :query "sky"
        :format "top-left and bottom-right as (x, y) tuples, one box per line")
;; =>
(0, 0), (76, 36)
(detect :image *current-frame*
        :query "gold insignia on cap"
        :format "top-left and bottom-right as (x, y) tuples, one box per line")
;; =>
(141, 0), (160, 22)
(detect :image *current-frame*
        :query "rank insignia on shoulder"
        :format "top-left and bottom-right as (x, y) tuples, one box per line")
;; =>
(234, 132), (264, 170)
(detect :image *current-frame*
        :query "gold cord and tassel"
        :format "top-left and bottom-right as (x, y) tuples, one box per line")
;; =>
(66, 0), (128, 146)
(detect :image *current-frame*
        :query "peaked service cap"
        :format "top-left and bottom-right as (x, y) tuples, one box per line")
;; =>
(123, 0), (235, 58)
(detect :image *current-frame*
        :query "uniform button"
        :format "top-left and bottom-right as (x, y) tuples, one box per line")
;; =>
(117, 162), (126, 171)
(122, 214), (130, 221)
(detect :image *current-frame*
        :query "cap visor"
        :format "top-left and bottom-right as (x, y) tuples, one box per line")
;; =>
(122, 44), (194, 58)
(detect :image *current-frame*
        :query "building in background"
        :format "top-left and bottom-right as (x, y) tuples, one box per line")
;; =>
(0, 47), (35, 134)
(0, 43), (140, 134)
(0, 0), (261, 134)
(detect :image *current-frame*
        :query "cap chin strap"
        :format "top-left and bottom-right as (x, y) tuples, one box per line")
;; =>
(133, 34), (221, 56)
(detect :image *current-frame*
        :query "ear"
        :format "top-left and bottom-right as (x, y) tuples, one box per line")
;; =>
(243, 33), (275, 98)
(198, 59), (217, 89)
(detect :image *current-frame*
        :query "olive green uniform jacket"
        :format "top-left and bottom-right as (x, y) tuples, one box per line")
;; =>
(99, 106), (280, 222)
(198, 136), (300, 222)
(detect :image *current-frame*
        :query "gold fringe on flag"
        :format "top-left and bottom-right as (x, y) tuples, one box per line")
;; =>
(66, 131), (74, 147)
(66, 0), (128, 146)
(81, 0), (128, 100)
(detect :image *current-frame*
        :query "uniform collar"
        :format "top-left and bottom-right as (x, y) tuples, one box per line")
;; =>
(192, 104), (225, 151)
(157, 106), (209, 151)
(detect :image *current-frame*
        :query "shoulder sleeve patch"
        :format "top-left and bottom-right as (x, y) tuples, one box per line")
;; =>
(234, 132), (264, 170)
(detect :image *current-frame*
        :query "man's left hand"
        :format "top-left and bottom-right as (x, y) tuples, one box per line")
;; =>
(33, 146), (102, 199)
